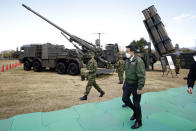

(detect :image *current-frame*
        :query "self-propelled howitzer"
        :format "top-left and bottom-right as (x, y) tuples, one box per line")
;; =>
(22, 4), (119, 73)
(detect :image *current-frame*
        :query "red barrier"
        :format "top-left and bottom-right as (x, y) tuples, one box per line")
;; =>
(1, 65), (4, 72)
(0, 62), (22, 72)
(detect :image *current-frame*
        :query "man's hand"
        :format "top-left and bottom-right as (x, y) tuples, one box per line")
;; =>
(187, 87), (193, 94)
(137, 90), (142, 95)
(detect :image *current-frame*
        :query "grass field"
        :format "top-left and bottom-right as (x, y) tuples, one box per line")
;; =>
(0, 60), (189, 119)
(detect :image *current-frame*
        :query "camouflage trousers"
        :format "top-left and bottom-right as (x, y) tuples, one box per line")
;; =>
(175, 66), (180, 74)
(84, 77), (103, 95)
(118, 70), (124, 83)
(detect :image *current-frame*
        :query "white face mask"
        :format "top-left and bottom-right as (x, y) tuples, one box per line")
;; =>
(126, 53), (131, 58)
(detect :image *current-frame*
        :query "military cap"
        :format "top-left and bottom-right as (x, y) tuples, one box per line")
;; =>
(175, 54), (180, 58)
(90, 52), (95, 56)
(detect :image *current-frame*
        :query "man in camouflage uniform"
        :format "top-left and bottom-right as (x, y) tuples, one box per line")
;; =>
(80, 52), (105, 100)
(175, 55), (180, 76)
(116, 55), (125, 84)
(80, 64), (87, 81)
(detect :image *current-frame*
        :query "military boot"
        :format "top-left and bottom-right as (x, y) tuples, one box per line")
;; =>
(80, 95), (87, 100)
(81, 76), (85, 81)
(99, 91), (105, 97)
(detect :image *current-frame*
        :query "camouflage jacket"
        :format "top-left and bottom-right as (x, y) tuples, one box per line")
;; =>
(87, 58), (97, 77)
(117, 60), (125, 72)
(175, 58), (180, 66)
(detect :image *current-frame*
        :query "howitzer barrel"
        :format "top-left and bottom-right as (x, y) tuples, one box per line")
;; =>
(22, 4), (96, 51)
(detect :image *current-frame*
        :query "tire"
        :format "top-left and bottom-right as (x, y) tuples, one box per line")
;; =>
(56, 62), (66, 74)
(68, 63), (79, 75)
(33, 61), (42, 72)
(24, 61), (31, 71)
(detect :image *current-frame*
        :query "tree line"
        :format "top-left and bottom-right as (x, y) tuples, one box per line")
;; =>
(0, 49), (19, 59)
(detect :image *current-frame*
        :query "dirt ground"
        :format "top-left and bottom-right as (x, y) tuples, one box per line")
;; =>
(0, 60), (189, 119)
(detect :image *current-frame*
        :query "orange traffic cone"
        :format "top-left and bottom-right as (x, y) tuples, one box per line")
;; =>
(6, 65), (8, 71)
(1, 65), (4, 72)
(9, 64), (11, 70)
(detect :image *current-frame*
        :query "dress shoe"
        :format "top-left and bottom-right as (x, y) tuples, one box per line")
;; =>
(80, 95), (87, 100)
(122, 104), (127, 108)
(99, 91), (105, 97)
(131, 121), (142, 129)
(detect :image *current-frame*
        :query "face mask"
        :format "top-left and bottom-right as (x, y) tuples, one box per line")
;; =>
(126, 53), (131, 58)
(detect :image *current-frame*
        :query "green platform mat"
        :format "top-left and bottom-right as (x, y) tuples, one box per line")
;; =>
(0, 86), (196, 131)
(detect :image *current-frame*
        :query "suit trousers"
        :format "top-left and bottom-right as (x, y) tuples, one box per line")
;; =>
(122, 82), (142, 121)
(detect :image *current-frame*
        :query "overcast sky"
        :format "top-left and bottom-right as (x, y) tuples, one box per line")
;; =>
(0, 0), (196, 51)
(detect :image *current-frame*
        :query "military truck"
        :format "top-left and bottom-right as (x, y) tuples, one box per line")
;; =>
(19, 43), (83, 75)
(142, 5), (196, 69)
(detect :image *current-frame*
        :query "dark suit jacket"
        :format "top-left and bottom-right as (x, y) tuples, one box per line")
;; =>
(187, 61), (196, 88)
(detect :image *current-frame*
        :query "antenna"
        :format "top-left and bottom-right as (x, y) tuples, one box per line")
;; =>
(92, 32), (106, 44)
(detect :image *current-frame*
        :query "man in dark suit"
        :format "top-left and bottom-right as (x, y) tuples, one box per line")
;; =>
(187, 61), (196, 94)
(122, 45), (145, 129)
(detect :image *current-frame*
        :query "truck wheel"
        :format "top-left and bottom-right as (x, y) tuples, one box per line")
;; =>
(56, 62), (66, 74)
(68, 63), (79, 75)
(33, 61), (42, 72)
(24, 61), (31, 71)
